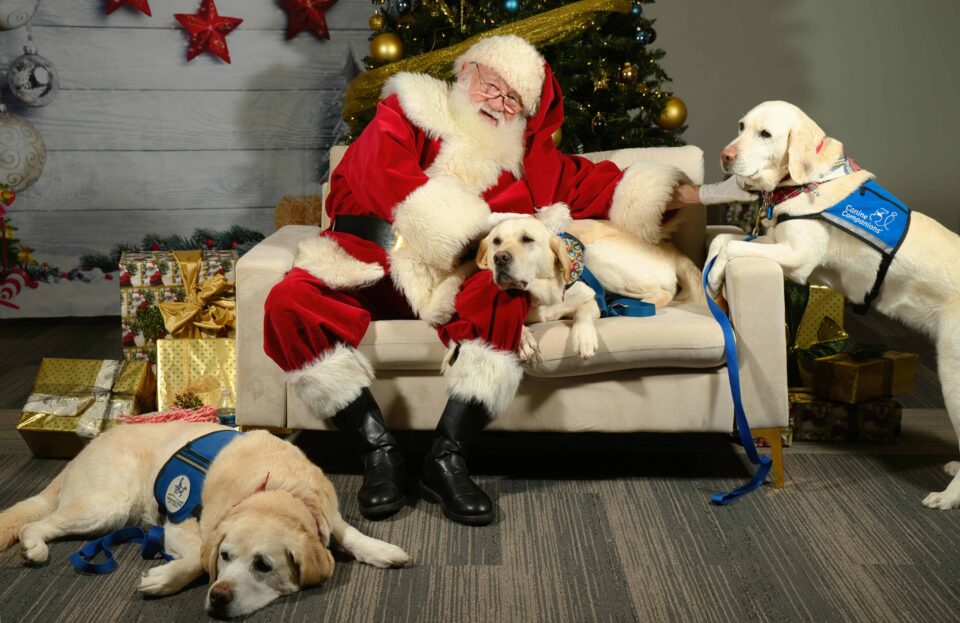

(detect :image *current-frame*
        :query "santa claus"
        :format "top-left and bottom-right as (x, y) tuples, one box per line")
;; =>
(264, 35), (754, 526)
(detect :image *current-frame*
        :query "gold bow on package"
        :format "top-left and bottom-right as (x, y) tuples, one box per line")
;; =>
(159, 250), (236, 339)
(18, 358), (156, 458)
(156, 338), (236, 411)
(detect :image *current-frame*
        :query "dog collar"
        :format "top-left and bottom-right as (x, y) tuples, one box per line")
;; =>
(557, 232), (586, 289)
(761, 156), (862, 221)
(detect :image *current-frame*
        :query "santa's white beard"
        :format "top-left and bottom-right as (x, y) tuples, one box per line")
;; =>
(448, 81), (525, 177)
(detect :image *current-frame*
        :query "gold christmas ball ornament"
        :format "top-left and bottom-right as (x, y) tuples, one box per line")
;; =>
(656, 96), (687, 130)
(397, 14), (415, 30)
(618, 62), (638, 85)
(368, 12), (385, 31)
(370, 32), (403, 63)
(551, 127), (562, 147)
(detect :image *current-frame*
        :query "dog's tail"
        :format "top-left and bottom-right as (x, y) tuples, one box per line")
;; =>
(674, 254), (706, 305)
(0, 471), (63, 551)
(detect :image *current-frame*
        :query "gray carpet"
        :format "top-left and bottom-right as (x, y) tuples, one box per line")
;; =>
(2, 409), (960, 622)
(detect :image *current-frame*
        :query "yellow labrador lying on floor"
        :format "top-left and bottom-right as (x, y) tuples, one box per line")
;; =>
(0, 423), (409, 617)
(707, 100), (960, 510)
(479, 205), (704, 360)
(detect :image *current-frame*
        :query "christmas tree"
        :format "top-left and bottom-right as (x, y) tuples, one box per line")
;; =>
(350, 0), (686, 153)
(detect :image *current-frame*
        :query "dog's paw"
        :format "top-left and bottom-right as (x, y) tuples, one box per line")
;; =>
(571, 324), (598, 360)
(944, 461), (960, 477)
(519, 327), (539, 363)
(19, 536), (48, 564)
(922, 489), (960, 510)
(139, 560), (195, 596)
(359, 542), (410, 569)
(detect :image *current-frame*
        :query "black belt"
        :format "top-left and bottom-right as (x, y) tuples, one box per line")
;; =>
(330, 214), (396, 251)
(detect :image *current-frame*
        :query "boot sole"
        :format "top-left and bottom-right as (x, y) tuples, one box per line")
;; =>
(358, 498), (405, 520)
(419, 481), (494, 526)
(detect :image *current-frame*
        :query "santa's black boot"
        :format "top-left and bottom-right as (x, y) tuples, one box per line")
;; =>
(419, 397), (494, 525)
(331, 388), (406, 519)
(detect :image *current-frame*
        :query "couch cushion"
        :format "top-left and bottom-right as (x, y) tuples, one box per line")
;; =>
(359, 302), (726, 376)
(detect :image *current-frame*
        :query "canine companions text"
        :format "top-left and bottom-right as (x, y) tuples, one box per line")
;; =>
(707, 100), (960, 510)
(0, 423), (410, 617)
(479, 206), (704, 361)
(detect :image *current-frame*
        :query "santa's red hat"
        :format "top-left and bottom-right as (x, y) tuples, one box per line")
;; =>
(453, 35), (546, 115)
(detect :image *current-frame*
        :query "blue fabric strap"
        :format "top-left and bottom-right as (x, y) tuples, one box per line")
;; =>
(69, 525), (172, 575)
(580, 266), (655, 318)
(703, 237), (772, 505)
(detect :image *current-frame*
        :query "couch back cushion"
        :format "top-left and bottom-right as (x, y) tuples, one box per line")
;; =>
(321, 144), (706, 265)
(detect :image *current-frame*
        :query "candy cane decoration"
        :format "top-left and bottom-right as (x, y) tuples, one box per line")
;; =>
(0, 267), (38, 310)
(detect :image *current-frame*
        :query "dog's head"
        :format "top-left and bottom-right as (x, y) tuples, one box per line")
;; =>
(476, 215), (572, 306)
(201, 490), (334, 619)
(720, 100), (845, 191)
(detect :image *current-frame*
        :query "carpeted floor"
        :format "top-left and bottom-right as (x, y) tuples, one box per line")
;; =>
(2, 408), (960, 623)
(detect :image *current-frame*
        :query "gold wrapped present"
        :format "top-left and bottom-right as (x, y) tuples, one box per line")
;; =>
(18, 358), (156, 459)
(784, 282), (848, 387)
(812, 351), (919, 404)
(789, 389), (902, 443)
(156, 338), (236, 411)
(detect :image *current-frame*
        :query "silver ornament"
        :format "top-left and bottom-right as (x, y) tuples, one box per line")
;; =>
(0, 0), (39, 30)
(0, 104), (46, 191)
(8, 45), (59, 107)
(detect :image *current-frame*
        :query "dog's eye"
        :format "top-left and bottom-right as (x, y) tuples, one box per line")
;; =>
(220, 550), (231, 562)
(521, 235), (534, 244)
(738, 121), (744, 132)
(492, 237), (501, 246)
(759, 129), (772, 139)
(253, 555), (272, 574)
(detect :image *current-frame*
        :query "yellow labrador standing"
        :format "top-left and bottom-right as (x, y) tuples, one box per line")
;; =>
(0, 423), (410, 617)
(707, 100), (960, 510)
(479, 205), (704, 361)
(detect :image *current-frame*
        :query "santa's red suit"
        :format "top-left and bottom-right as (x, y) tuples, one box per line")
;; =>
(263, 40), (686, 423)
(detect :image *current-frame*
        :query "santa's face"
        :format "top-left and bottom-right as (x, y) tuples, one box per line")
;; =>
(462, 62), (525, 126)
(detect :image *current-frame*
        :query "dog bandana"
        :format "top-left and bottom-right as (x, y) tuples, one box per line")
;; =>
(557, 233), (654, 318)
(773, 179), (911, 314)
(153, 430), (242, 523)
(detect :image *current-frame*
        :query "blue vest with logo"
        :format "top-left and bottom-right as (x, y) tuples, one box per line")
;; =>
(776, 180), (911, 313)
(153, 430), (242, 523)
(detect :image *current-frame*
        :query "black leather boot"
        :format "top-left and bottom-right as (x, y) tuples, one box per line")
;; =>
(419, 397), (494, 526)
(330, 388), (406, 519)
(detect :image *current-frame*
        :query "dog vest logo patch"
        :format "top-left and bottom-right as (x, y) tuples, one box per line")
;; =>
(165, 475), (191, 514)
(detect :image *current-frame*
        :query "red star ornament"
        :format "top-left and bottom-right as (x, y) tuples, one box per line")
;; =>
(105, 0), (152, 16)
(174, 0), (243, 64)
(281, 0), (338, 40)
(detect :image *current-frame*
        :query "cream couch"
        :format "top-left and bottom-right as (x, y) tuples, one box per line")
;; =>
(236, 145), (789, 485)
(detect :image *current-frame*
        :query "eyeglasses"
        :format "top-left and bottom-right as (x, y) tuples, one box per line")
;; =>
(471, 62), (524, 115)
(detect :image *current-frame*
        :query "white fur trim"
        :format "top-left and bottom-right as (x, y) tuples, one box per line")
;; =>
(293, 235), (385, 289)
(382, 73), (456, 140)
(287, 344), (375, 420)
(453, 35), (546, 115)
(442, 339), (522, 418)
(609, 160), (688, 243)
(534, 203), (572, 234)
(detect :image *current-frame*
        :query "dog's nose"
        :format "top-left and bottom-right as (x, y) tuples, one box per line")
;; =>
(720, 147), (737, 166)
(209, 584), (234, 609)
(493, 251), (512, 267)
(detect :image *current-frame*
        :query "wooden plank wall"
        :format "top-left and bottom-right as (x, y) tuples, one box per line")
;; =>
(0, 0), (370, 263)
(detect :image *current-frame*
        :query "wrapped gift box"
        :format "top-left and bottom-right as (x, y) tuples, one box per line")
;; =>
(785, 282), (848, 387)
(156, 337), (236, 411)
(119, 249), (237, 368)
(18, 358), (156, 458)
(789, 390), (902, 443)
(812, 351), (918, 404)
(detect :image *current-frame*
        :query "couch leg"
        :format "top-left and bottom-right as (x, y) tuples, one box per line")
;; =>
(752, 427), (786, 489)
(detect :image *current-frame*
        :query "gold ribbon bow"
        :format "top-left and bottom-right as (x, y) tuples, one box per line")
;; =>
(159, 250), (236, 339)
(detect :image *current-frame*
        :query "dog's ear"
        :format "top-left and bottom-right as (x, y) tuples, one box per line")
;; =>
(550, 235), (574, 285)
(201, 530), (225, 581)
(288, 537), (335, 588)
(475, 235), (491, 271)
(786, 112), (827, 184)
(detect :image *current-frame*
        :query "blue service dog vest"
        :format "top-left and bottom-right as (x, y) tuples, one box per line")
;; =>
(776, 180), (911, 313)
(153, 430), (242, 523)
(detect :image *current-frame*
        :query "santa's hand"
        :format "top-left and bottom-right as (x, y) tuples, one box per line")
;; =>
(698, 176), (758, 205)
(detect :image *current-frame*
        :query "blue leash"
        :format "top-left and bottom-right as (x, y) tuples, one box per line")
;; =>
(69, 525), (171, 574)
(702, 237), (773, 504)
(580, 266), (656, 318)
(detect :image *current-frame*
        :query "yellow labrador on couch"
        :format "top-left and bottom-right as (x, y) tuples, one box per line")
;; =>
(479, 205), (704, 361)
(707, 100), (960, 510)
(0, 423), (410, 617)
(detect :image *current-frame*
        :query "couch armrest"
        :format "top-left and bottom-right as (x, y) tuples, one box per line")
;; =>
(724, 257), (789, 429)
(704, 224), (747, 254)
(236, 225), (322, 427)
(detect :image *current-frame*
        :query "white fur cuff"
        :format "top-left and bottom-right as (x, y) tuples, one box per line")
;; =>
(294, 236), (385, 289)
(609, 160), (689, 243)
(287, 344), (375, 419)
(442, 340), (522, 419)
